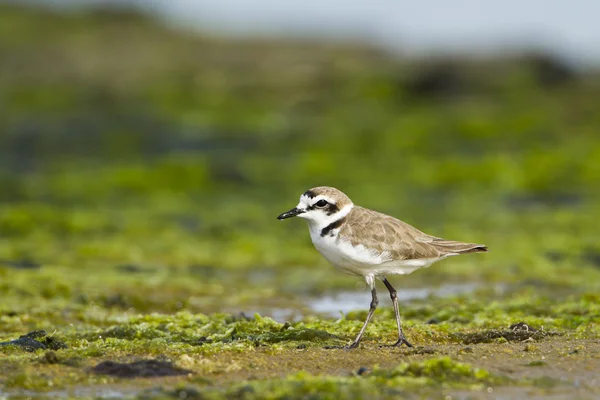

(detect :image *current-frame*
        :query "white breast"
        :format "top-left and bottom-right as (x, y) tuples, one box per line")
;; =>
(308, 224), (446, 277)
(308, 224), (391, 276)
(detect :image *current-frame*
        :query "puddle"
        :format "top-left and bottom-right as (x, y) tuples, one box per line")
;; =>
(243, 282), (501, 322)
(308, 282), (483, 317)
(0, 387), (139, 399)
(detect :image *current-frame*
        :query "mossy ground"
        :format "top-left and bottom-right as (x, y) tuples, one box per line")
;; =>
(1, 4), (600, 399)
(0, 286), (598, 398)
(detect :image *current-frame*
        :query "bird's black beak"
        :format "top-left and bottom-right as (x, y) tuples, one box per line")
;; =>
(277, 207), (305, 220)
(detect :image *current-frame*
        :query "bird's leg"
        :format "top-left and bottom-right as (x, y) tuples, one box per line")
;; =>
(347, 286), (378, 349)
(382, 277), (413, 348)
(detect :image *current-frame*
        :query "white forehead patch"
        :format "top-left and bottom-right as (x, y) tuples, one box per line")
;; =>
(311, 195), (335, 205)
(298, 194), (335, 208)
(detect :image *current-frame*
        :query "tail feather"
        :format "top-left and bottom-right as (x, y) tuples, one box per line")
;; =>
(430, 240), (489, 255)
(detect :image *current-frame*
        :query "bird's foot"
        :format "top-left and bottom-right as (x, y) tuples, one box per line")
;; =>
(324, 342), (360, 350)
(380, 337), (413, 348)
(392, 337), (413, 347)
(346, 341), (360, 349)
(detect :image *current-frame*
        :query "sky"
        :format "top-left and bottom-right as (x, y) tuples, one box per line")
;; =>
(10, 0), (600, 66)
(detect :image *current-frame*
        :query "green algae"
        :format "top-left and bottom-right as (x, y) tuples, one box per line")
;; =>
(453, 328), (560, 345)
(140, 358), (503, 400)
(0, 288), (597, 395)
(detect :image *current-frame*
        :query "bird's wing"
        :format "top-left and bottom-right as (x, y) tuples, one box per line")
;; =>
(339, 206), (486, 261)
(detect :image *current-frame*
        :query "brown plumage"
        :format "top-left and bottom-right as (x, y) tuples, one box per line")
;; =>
(338, 206), (488, 261)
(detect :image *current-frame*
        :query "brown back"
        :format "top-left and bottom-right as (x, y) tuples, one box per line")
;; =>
(338, 206), (487, 260)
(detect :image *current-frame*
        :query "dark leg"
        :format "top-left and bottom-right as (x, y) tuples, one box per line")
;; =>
(346, 287), (379, 349)
(382, 277), (413, 347)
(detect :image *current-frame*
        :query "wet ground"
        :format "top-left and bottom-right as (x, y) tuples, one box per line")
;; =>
(0, 282), (598, 399)
(0, 336), (598, 399)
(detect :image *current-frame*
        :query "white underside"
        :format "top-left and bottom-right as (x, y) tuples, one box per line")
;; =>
(309, 223), (455, 279)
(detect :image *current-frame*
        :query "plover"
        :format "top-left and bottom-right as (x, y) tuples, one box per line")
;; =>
(278, 186), (488, 349)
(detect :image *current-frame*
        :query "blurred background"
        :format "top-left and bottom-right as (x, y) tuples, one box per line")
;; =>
(1, 0), (599, 319)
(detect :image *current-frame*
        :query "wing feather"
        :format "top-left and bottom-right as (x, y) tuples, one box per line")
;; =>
(338, 206), (487, 262)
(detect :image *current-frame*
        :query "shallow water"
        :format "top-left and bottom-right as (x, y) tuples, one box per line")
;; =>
(308, 282), (482, 316)
(245, 282), (501, 322)
(0, 387), (137, 399)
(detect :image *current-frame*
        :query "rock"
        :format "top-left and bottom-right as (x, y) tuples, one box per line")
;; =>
(92, 359), (192, 378)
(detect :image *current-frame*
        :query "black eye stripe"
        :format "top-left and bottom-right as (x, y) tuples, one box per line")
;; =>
(325, 203), (339, 215)
(305, 198), (338, 213)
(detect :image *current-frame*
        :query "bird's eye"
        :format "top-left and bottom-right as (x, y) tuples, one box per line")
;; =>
(315, 199), (328, 208)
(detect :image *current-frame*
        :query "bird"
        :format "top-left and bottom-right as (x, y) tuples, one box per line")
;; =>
(277, 186), (488, 349)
